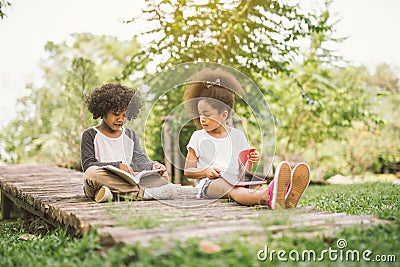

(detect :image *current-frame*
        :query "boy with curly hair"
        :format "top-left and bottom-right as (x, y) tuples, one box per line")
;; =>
(81, 83), (176, 202)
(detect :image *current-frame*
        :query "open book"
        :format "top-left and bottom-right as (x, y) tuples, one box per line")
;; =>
(103, 165), (168, 188)
(219, 149), (268, 187)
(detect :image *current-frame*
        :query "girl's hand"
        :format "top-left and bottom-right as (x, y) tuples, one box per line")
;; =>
(119, 163), (134, 174)
(248, 150), (260, 164)
(205, 167), (221, 179)
(153, 162), (167, 175)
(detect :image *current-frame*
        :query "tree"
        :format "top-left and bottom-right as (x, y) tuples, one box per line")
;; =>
(118, 0), (337, 173)
(366, 64), (400, 174)
(260, 5), (383, 178)
(121, 1), (366, 169)
(264, 64), (383, 178)
(0, 34), (140, 168)
(121, 0), (330, 83)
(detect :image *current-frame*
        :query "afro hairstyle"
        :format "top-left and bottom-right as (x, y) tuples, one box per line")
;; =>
(183, 68), (243, 128)
(85, 83), (143, 120)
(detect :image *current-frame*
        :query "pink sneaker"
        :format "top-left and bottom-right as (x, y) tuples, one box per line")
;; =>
(267, 161), (291, 209)
(285, 163), (311, 208)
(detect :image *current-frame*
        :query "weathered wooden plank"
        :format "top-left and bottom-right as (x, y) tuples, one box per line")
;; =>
(0, 165), (88, 235)
(1, 189), (13, 219)
(97, 223), (263, 246)
(1, 188), (60, 227)
(0, 174), (81, 179)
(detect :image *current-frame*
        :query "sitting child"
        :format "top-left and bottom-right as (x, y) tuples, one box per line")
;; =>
(183, 69), (310, 208)
(81, 83), (176, 202)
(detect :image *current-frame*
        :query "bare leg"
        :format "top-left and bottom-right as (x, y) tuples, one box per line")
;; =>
(205, 178), (268, 206)
(228, 187), (268, 206)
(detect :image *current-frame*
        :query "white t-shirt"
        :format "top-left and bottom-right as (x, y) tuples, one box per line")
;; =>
(93, 127), (133, 166)
(186, 127), (249, 186)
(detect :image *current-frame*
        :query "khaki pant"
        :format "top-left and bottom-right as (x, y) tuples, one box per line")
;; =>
(83, 166), (145, 200)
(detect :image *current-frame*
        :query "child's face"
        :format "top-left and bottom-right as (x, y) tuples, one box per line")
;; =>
(198, 100), (228, 132)
(103, 109), (127, 131)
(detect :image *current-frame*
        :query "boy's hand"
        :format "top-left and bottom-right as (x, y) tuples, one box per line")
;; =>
(119, 163), (134, 174)
(153, 162), (167, 175)
(248, 150), (260, 164)
(205, 167), (221, 179)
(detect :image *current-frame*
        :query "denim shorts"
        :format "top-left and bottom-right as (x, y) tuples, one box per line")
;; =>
(196, 178), (212, 199)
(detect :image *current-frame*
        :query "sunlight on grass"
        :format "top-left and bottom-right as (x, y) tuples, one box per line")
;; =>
(300, 182), (400, 221)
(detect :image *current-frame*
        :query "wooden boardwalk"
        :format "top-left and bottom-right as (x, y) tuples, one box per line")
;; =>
(0, 165), (388, 247)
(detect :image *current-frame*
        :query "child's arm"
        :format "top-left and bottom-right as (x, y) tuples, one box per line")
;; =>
(184, 148), (221, 179)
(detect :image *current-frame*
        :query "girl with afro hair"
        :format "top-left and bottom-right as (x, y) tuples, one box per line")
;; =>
(183, 69), (310, 208)
(81, 83), (176, 202)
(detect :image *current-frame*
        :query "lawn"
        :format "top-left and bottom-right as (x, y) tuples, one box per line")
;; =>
(0, 182), (399, 266)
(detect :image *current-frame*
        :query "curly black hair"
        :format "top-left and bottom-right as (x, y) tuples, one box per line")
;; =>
(85, 83), (143, 120)
(183, 68), (243, 128)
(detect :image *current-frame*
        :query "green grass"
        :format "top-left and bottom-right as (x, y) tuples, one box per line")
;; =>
(0, 182), (399, 266)
(300, 182), (400, 221)
(0, 220), (102, 266)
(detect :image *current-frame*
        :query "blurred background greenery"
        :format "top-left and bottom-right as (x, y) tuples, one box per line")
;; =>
(0, 0), (398, 183)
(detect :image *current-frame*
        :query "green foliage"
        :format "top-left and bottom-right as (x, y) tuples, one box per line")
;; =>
(366, 64), (400, 171)
(257, 14), (391, 178)
(122, 0), (330, 80)
(301, 64), (399, 179)
(0, 34), (140, 169)
(264, 64), (385, 177)
(143, 84), (191, 163)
